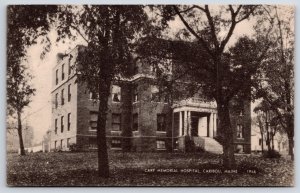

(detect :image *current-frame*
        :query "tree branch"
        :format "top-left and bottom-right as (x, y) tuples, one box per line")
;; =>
(192, 5), (206, 12)
(219, 6), (238, 52)
(204, 5), (219, 49)
(70, 24), (90, 44)
(220, 6), (258, 52)
(173, 5), (213, 57)
(236, 6), (259, 23)
(262, 92), (287, 130)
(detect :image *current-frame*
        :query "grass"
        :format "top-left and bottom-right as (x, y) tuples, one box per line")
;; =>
(7, 151), (294, 186)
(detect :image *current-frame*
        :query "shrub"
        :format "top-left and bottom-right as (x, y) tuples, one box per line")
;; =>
(69, 144), (80, 152)
(53, 146), (62, 152)
(184, 136), (195, 152)
(262, 150), (281, 159)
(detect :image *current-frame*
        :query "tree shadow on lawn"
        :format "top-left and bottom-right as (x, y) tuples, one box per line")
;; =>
(7, 152), (293, 186)
(7, 162), (264, 186)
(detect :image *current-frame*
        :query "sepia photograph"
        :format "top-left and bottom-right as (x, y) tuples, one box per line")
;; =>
(6, 4), (294, 186)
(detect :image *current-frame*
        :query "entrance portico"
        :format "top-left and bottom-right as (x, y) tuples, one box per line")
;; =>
(172, 98), (221, 153)
(174, 106), (217, 138)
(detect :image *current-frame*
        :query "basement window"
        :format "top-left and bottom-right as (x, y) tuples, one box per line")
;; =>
(111, 139), (122, 148)
(156, 140), (166, 150)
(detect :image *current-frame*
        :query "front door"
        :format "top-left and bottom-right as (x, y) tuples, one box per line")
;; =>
(198, 117), (208, 136)
(191, 116), (198, 136)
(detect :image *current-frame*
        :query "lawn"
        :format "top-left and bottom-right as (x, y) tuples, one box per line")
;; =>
(7, 151), (294, 186)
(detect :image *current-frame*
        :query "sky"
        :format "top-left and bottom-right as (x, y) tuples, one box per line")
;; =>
(22, 5), (290, 144)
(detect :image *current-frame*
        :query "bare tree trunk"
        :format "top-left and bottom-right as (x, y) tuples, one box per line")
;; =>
(271, 130), (275, 151)
(97, 81), (110, 178)
(17, 111), (25, 155)
(217, 101), (235, 168)
(287, 133), (294, 161)
(260, 130), (264, 153)
(121, 83), (133, 152)
(266, 122), (271, 153)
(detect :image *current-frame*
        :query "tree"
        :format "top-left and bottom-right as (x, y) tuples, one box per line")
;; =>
(55, 5), (149, 177)
(7, 5), (57, 155)
(7, 64), (35, 155)
(252, 114), (265, 152)
(254, 100), (281, 154)
(253, 6), (294, 160)
(139, 5), (268, 167)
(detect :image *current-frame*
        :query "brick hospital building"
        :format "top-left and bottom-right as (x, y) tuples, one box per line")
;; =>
(50, 45), (251, 153)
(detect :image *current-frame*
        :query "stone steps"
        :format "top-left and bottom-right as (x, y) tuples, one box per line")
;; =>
(203, 137), (223, 154)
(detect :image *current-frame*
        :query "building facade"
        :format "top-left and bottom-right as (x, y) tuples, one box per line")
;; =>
(50, 45), (251, 153)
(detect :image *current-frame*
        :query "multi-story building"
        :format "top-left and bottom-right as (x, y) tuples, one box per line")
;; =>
(50, 45), (251, 153)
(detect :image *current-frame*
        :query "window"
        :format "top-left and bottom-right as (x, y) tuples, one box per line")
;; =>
(55, 69), (58, 85)
(68, 84), (71, 102)
(55, 119), (58, 134)
(132, 113), (138, 131)
(236, 144), (244, 153)
(61, 89), (65, 106)
(237, 124), (243, 138)
(111, 139), (122, 148)
(149, 64), (156, 73)
(90, 112), (98, 130)
(112, 113), (121, 131)
(163, 93), (169, 103)
(89, 137), (97, 149)
(89, 92), (98, 100)
(62, 64), (65, 80)
(112, 85), (121, 102)
(133, 86), (138, 102)
(259, 138), (262, 146)
(61, 116), (64, 133)
(55, 93), (58, 108)
(54, 141), (57, 149)
(156, 140), (166, 150)
(67, 113), (71, 131)
(151, 85), (159, 101)
(68, 55), (73, 75)
(61, 139), (63, 149)
(157, 114), (166, 132)
(133, 63), (138, 74)
(67, 138), (70, 148)
(68, 62), (71, 75)
(90, 121), (97, 130)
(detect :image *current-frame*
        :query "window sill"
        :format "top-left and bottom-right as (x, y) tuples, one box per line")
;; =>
(111, 147), (122, 150)
(151, 101), (169, 104)
(156, 131), (167, 133)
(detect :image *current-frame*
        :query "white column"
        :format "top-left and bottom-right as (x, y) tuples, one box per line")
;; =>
(213, 113), (217, 136)
(209, 113), (213, 137)
(187, 111), (191, 136)
(179, 111), (182, 136)
(184, 111), (188, 136)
